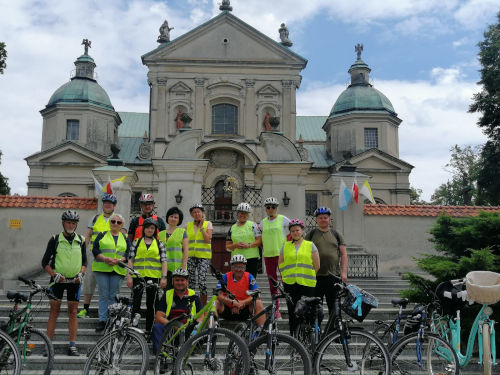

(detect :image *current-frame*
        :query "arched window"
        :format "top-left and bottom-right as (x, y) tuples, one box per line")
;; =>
(58, 192), (77, 197)
(212, 104), (238, 134)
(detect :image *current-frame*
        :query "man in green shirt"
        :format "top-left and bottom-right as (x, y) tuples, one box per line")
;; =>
(304, 206), (348, 313)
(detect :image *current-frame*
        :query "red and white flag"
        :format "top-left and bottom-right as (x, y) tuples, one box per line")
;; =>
(352, 178), (359, 204)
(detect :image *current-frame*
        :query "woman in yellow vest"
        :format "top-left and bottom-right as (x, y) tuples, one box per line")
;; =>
(92, 213), (130, 333)
(186, 203), (213, 306)
(278, 219), (320, 335)
(126, 218), (168, 333)
(158, 206), (189, 289)
(226, 202), (262, 277)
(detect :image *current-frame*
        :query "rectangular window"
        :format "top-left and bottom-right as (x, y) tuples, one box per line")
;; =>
(364, 128), (378, 149)
(305, 192), (318, 216)
(66, 120), (79, 140)
(212, 104), (238, 134)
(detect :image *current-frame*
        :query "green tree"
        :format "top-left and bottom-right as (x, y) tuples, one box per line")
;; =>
(0, 42), (6, 74)
(0, 151), (10, 195)
(469, 11), (500, 141)
(476, 140), (500, 205)
(430, 145), (480, 205)
(409, 186), (427, 204)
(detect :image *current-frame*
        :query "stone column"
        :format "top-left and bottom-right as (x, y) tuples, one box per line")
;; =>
(244, 79), (257, 139)
(153, 159), (209, 216)
(92, 165), (138, 225)
(194, 78), (206, 133)
(156, 78), (168, 138)
(281, 80), (293, 139)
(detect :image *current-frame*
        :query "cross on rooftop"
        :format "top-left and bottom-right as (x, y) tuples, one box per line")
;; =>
(82, 39), (92, 55)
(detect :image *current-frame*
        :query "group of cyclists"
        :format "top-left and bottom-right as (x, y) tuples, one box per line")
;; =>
(40, 192), (348, 357)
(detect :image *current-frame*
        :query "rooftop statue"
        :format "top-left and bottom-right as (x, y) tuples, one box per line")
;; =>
(355, 43), (363, 60)
(220, 0), (233, 11)
(279, 23), (293, 47)
(157, 20), (174, 43)
(82, 39), (91, 55)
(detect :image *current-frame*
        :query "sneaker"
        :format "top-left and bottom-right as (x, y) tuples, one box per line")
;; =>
(77, 309), (88, 319)
(275, 311), (282, 320)
(67, 346), (80, 356)
(95, 321), (106, 333)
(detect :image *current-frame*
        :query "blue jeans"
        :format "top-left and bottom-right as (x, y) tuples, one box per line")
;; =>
(94, 271), (123, 322)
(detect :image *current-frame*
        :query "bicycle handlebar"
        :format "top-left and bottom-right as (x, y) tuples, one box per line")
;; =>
(209, 264), (237, 301)
(268, 276), (293, 303)
(18, 276), (59, 301)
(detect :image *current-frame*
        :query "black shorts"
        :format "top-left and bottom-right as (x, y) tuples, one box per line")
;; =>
(49, 281), (81, 302)
(219, 305), (251, 321)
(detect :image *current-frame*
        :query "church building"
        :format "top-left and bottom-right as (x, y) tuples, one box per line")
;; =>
(25, 4), (412, 266)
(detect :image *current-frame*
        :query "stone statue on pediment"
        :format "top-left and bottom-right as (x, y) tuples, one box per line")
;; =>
(279, 23), (293, 47)
(157, 20), (174, 43)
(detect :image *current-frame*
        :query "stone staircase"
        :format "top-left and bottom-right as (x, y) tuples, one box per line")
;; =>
(0, 272), (482, 374)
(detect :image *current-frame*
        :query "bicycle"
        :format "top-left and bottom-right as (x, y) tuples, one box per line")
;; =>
(246, 276), (313, 375)
(431, 273), (498, 375)
(2, 276), (56, 375)
(390, 297), (459, 375)
(0, 328), (21, 375)
(153, 264), (250, 375)
(83, 261), (152, 375)
(312, 275), (391, 375)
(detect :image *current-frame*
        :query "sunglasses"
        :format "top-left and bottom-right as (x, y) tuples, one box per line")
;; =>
(265, 205), (277, 209)
(231, 265), (246, 270)
(110, 220), (123, 225)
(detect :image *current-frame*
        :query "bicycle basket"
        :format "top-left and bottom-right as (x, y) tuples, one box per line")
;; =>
(341, 284), (378, 322)
(465, 271), (500, 305)
(435, 280), (467, 315)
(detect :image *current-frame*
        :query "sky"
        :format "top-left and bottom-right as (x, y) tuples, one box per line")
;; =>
(0, 0), (497, 200)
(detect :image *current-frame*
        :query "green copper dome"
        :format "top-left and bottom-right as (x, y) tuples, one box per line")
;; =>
(47, 78), (114, 110)
(329, 85), (396, 118)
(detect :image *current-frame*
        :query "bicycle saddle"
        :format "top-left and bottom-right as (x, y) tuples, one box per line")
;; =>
(183, 295), (198, 304)
(115, 295), (130, 305)
(246, 289), (260, 297)
(7, 291), (28, 303)
(391, 298), (409, 308)
(301, 296), (322, 306)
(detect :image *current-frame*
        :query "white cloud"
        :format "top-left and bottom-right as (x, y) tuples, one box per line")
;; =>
(454, 0), (500, 29)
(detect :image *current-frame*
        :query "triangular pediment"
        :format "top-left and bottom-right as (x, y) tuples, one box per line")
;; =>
(257, 84), (280, 95)
(25, 141), (106, 165)
(349, 149), (413, 172)
(169, 81), (192, 93)
(142, 13), (307, 67)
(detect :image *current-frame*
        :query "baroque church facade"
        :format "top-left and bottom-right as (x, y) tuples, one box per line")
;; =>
(25, 6), (412, 256)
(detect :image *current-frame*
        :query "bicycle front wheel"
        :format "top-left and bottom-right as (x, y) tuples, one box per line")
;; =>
(314, 328), (390, 375)
(154, 320), (185, 375)
(482, 323), (492, 375)
(390, 332), (459, 375)
(249, 332), (312, 375)
(83, 328), (149, 375)
(0, 329), (21, 375)
(174, 327), (250, 375)
(17, 327), (54, 375)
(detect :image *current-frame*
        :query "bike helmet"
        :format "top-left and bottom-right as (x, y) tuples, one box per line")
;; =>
(236, 202), (252, 213)
(143, 217), (158, 228)
(288, 219), (305, 230)
(102, 193), (117, 204)
(172, 268), (189, 278)
(230, 254), (247, 265)
(139, 194), (154, 203)
(189, 203), (204, 213)
(264, 197), (279, 206)
(61, 210), (79, 222)
(314, 206), (332, 217)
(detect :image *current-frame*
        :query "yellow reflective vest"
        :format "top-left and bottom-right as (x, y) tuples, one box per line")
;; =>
(92, 231), (127, 276)
(165, 288), (197, 318)
(279, 240), (317, 287)
(134, 237), (162, 278)
(159, 228), (185, 272)
(90, 214), (112, 251)
(230, 221), (259, 259)
(186, 221), (211, 259)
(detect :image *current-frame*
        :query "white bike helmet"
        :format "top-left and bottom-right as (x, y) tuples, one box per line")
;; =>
(264, 197), (279, 206)
(172, 268), (189, 278)
(189, 203), (204, 213)
(139, 194), (154, 203)
(230, 254), (247, 265)
(236, 202), (252, 213)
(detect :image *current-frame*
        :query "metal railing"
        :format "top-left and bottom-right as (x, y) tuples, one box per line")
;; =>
(347, 254), (378, 279)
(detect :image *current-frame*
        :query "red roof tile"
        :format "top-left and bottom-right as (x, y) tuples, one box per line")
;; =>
(0, 195), (97, 210)
(364, 204), (500, 217)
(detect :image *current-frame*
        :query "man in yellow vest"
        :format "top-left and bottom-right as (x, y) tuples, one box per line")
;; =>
(42, 210), (86, 356)
(186, 203), (213, 306)
(78, 193), (120, 319)
(279, 219), (320, 335)
(259, 197), (290, 319)
(152, 268), (202, 354)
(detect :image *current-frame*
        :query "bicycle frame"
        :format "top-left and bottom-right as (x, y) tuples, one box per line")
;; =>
(434, 304), (496, 367)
